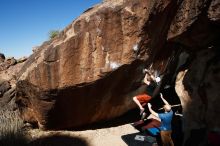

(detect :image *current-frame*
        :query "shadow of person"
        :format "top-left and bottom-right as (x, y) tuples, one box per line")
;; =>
(29, 135), (88, 146)
(121, 132), (157, 146)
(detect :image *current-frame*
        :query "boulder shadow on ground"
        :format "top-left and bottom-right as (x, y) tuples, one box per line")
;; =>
(29, 135), (88, 146)
(72, 108), (140, 131)
(0, 132), (28, 146)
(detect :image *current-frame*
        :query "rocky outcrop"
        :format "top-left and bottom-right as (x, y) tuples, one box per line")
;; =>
(0, 80), (10, 98)
(0, 53), (26, 109)
(16, 0), (151, 129)
(16, 0), (220, 139)
(0, 53), (27, 144)
(0, 57), (16, 71)
(0, 53), (5, 63)
(175, 46), (220, 143)
(208, 0), (220, 22)
(166, 0), (220, 144)
(0, 56), (27, 72)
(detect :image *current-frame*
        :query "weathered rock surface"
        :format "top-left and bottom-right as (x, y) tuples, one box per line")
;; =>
(0, 53), (26, 109)
(167, 0), (220, 144)
(17, 56), (28, 63)
(16, 0), (220, 140)
(175, 46), (220, 143)
(0, 80), (11, 98)
(0, 56), (18, 71)
(208, 0), (220, 22)
(0, 53), (5, 63)
(16, 0), (151, 129)
(0, 54), (27, 145)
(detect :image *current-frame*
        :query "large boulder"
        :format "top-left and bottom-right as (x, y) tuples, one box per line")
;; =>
(16, 0), (152, 129)
(16, 0), (220, 134)
(167, 0), (220, 48)
(175, 46), (220, 144)
(167, 0), (220, 144)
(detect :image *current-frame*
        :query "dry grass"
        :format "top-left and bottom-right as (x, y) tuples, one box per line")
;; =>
(0, 107), (28, 146)
(0, 107), (89, 146)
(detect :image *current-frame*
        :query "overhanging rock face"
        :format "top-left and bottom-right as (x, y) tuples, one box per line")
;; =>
(169, 0), (220, 144)
(16, 0), (220, 134)
(16, 0), (152, 129)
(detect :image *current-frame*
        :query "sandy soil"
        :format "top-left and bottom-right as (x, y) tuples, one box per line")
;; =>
(28, 124), (156, 146)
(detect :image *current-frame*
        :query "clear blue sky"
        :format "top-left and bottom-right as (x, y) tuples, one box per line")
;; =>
(0, 0), (101, 59)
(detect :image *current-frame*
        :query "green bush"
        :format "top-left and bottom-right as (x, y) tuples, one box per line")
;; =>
(48, 30), (59, 39)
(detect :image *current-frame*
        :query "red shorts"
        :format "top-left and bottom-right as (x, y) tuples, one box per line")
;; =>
(136, 94), (152, 106)
(142, 119), (161, 129)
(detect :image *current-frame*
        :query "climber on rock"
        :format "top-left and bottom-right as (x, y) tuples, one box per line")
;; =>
(147, 93), (174, 146)
(132, 68), (161, 116)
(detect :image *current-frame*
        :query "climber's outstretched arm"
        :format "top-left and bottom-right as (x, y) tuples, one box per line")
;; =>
(160, 93), (170, 106)
(148, 103), (159, 118)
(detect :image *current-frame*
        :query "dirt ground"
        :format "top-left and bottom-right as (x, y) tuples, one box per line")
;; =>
(28, 124), (156, 146)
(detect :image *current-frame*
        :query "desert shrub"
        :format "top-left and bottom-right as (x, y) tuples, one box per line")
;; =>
(48, 30), (59, 39)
